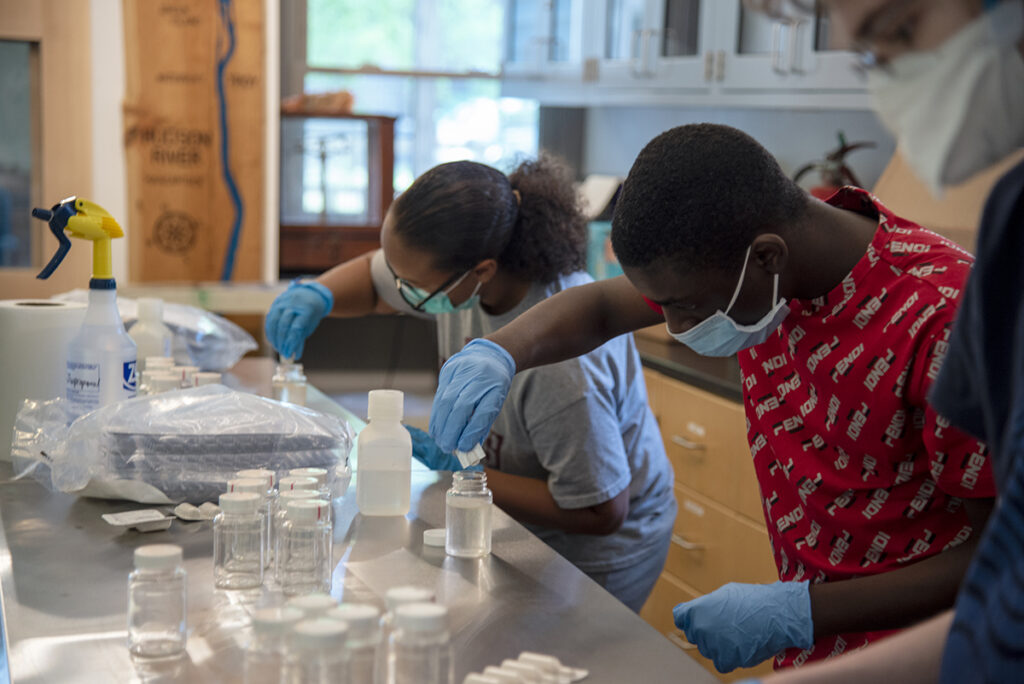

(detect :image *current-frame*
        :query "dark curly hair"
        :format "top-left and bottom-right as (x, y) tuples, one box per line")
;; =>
(389, 155), (587, 283)
(611, 123), (809, 271)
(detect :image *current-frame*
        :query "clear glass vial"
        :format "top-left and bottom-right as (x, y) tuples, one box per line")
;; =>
(244, 607), (304, 684)
(283, 618), (349, 684)
(378, 586), (435, 677)
(445, 471), (493, 558)
(328, 603), (382, 684)
(387, 603), (452, 684)
(213, 492), (265, 589)
(273, 359), (308, 406)
(273, 489), (318, 582)
(228, 477), (275, 569)
(128, 544), (187, 658)
(278, 498), (333, 596)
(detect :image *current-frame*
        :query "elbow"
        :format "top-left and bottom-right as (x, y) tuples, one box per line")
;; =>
(585, 492), (630, 536)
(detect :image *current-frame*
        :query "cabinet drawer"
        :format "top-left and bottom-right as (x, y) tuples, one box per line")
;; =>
(641, 573), (777, 683)
(666, 484), (778, 595)
(658, 376), (764, 522)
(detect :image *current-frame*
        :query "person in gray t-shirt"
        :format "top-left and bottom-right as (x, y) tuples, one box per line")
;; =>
(265, 157), (675, 611)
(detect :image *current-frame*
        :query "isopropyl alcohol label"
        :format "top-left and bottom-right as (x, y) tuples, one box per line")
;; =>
(67, 359), (101, 408)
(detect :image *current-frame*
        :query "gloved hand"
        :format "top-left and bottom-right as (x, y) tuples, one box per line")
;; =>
(406, 426), (482, 471)
(264, 280), (334, 360)
(673, 580), (813, 673)
(429, 338), (516, 453)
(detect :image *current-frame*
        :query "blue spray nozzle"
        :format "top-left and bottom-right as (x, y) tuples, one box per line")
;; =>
(32, 200), (77, 280)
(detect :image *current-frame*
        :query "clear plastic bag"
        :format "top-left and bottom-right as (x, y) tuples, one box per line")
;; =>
(11, 385), (354, 504)
(53, 290), (258, 371)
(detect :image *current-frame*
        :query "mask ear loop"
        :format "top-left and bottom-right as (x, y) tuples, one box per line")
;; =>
(724, 246), (752, 316)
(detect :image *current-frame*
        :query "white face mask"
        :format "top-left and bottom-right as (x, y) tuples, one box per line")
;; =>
(867, 0), (1024, 197)
(668, 246), (790, 357)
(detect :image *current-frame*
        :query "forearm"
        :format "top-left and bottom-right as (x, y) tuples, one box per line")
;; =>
(315, 252), (396, 317)
(485, 468), (625, 535)
(763, 610), (952, 684)
(809, 538), (976, 638)
(488, 275), (662, 371)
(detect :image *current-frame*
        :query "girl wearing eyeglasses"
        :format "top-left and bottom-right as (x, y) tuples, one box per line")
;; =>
(265, 156), (675, 611)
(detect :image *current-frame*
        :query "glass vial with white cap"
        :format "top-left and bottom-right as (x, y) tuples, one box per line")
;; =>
(128, 298), (172, 371)
(378, 586), (435, 678)
(127, 543), (187, 658)
(445, 471), (492, 558)
(278, 498), (333, 596)
(273, 359), (308, 406)
(243, 607), (303, 684)
(283, 618), (350, 684)
(357, 389), (412, 516)
(387, 603), (453, 684)
(273, 489), (318, 582)
(290, 466), (332, 502)
(285, 592), (338, 619)
(213, 492), (264, 589)
(328, 603), (382, 684)
(228, 478), (275, 569)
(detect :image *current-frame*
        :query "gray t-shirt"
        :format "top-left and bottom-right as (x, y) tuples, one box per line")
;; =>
(371, 250), (675, 572)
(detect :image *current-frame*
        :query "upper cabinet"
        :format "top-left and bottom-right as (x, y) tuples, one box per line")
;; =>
(502, 0), (869, 107)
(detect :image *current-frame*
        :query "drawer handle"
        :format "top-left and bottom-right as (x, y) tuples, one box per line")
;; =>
(671, 534), (704, 551)
(667, 632), (699, 651)
(670, 434), (706, 451)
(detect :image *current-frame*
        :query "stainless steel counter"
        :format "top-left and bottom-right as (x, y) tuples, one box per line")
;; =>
(0, 361), (714, 683)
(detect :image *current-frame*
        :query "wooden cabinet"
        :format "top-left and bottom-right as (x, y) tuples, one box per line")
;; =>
(640, 368), (777, 681)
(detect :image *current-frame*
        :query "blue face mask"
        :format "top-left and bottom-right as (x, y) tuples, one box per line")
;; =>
(400, 269), (482, 314)
(668, 246), (790, 357)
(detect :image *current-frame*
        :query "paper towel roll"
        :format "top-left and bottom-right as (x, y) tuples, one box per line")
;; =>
(0, 299), (86, 460)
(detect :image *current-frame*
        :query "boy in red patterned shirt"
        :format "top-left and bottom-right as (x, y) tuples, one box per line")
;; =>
(426, 123), (996, 673)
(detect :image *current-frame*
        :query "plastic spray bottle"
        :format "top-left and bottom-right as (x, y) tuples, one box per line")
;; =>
(32, 197), (137, 416)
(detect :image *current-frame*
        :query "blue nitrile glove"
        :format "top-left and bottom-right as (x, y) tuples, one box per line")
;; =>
(429, 338), (516, 453)
(264, 280), (334, 360)
(406, 426), (482, 471)
(672, 580), (813, 673)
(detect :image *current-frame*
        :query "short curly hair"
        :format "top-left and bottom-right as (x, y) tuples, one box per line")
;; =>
(390, 155), (586, 283)
(611, 123), (809, 271)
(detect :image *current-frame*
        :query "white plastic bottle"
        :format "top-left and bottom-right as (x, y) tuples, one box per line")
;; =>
(328, 603), (382, 684)
(244, 607), (304, 684)
(66, 282), (138, 416)
(127, 544), (187, 658)
(445, 471), (493, 558)
(357, 390), (412, 516)
(387, 603), (453, 684)
(283, 618), (350, 684)
(128, 298), (172, 371)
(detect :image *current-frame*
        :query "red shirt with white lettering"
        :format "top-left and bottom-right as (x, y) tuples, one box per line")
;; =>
(648, 188), (995, 669)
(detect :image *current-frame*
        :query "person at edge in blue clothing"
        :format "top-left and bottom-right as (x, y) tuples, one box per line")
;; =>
(263, 156), (675, 612)
(741, 0), (1024, 682)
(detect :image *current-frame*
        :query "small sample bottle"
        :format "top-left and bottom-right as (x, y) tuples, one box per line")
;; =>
(272, 359), (308, 406)
(289, 466), (331, 502)
(213, 492), (264, 589)
(357, 389), (412, 517)
(127, 544), (187, 658)
(174, 365), (200, 389)
(279, 475), (319, 493)
(328, 603), (382, 684)
(445, 471), (493, 558)
(278, 498), (333, 596)
(387, 603), (453, 684)
(243, 607), (304, 684)
(378, 585), (435, 676)
(285, 592), (338, 620)
(128, 298), (173, 370)
(283, 618), (349, 684)
(193, 371), (223, 386)
(273, 489), (318, 582)
(228, 478), (275, 569)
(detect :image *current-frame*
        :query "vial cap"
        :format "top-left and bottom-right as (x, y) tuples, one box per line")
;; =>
(291, 618), (349, 650)
(148, 373), (182, 392)
(145, 356), (175, 368)
(517, 653), (561, 674)
(137, 298), (164, 323)
(279, 476), (319, 492)
(227, 478), (267, 495)
(251, 607), (304, 634)
(235, 469), (274, 488)
(286, 498), (330, 522)
(367, 389), (404, 421)
(394, 602), (447, 632)
(175, 365), (199, 381)
(193, 371), (222, 386)
(285, 593), (338, 618)
(423, 528), (446, 547)
(500, 661), (544, 683)
(484, 666), (530, 684)
(278, 489), (317, 502)
(289, 467), (327, 486)
(327, 604), (380, 637)
(385, 585), (435, 610)
(218, 492), (261, 513)
(133, 544), (182, 570)
(464, 675), (503, 684)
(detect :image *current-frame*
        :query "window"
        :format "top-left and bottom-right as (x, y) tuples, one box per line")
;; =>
(289, 0), (539, 198)
(0, 40), (40, 269)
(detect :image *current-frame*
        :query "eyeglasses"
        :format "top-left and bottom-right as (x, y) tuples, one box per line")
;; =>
(385, 260), (469, 312)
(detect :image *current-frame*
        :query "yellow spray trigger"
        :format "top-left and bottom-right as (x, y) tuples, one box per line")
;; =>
(32, 196), (124, 281)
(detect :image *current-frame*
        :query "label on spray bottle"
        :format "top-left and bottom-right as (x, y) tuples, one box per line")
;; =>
(66, 360), (101, 408)
(66, 354), (137, 414)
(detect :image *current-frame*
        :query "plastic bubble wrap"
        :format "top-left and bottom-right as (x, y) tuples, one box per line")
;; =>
(11, 385), (354, 504)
